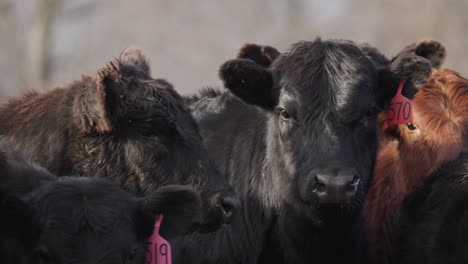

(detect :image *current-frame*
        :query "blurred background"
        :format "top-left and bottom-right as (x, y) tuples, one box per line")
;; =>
(1, 0), (467, 98)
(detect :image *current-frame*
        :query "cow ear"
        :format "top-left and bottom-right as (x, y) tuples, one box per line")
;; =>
(73, 61), (121, 134)
(236, 43), (280, 67)
(393, 40), (446, 69)
(135, 185), (202, 240)
(0, 191), (41, 250)
(119, 46), (151, 77)
(376, 53), (432, 108)
(219, 58), (278, 110)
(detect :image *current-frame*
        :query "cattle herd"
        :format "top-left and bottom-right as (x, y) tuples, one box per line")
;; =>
(0, 37), (467, 264)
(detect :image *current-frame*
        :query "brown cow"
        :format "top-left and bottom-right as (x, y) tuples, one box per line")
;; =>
(0, 47), (239, 231)
(364, 68), (468, 264)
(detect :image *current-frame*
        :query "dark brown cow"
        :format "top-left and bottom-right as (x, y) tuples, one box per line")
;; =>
(0, 47), (239, 230)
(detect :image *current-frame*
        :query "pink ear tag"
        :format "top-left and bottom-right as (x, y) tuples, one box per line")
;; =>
(146, 214), (172, 264)
(386, 81), (413, 126)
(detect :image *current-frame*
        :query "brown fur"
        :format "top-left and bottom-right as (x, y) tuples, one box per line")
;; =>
(364, 69), (468, 264)
(0, 47), (239, 230)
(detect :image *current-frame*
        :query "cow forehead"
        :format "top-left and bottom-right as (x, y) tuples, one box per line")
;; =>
(274, 40), (377, 116)
(34, 179), (136, 233)
(124, 79), (183, 108)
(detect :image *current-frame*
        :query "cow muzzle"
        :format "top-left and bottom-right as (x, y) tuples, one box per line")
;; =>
(310, 169), (360, 204)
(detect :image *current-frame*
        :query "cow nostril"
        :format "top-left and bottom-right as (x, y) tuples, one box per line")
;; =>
(346, 175), (360, 191)
(313, 175), (327, 192)
(218, 196), (240, 223)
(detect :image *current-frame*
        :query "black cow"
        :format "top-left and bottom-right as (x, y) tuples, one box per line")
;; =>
(0, 47), (239, 230)
(395, 152), (468, 264)
(0, 146), (202, 264)
(174, 38), (432, 264)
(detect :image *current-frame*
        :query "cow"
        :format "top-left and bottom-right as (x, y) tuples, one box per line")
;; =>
(363, 68), (468, 264)
(363, 40), (448, 264)
(172, 37), (433, 264)
(0, 144), (202, 264)
(0, 47), (239, 230)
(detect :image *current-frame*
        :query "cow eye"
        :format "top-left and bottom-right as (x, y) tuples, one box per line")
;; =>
(407, 123), (417, 130)
(279, 109), (291, 121)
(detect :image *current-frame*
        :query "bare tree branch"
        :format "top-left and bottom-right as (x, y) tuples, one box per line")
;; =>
(28, 0), (60, 89)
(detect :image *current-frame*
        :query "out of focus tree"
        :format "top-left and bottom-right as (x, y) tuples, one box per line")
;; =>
(29, 0), (60, 88)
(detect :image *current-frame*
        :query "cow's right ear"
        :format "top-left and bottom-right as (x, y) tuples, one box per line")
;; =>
(236, 43), (280, 67)
(219, 58), (278, 110)
(135, 185), (202, 241)
(73, 61), (121, 134)
(0, 191), (41, 250)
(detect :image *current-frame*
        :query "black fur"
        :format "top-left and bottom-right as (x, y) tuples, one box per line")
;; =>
(395, 152), (468, 264)
(0, 191), (41, 264)
(176, 38), (432, 264)
(0, 149), (202, 264)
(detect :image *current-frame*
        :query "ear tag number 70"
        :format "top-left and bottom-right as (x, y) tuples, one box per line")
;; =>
(387, 81), (413, 126)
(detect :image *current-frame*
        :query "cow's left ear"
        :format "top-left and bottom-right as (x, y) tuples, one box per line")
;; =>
(73, 60), (122, 134)
(236, 43), (280, 67)
(376, 53), (432, 108)
(392, 40), (446, 69)
(219, 58), (278, 110)
(135, 185), (202, 240)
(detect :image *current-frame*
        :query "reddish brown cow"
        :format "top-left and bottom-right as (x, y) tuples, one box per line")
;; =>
(363, 69), (468, 264)
(364, 69), (468, 264)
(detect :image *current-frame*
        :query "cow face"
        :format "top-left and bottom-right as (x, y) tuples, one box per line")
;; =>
(220, 38), (431, 218)
(0, 146), (202, 264)
(72, 47), (239, 229)
(27, 178), (201, 264)
(381, 69), (468, 176)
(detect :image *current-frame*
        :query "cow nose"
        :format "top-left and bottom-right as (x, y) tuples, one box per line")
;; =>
(312, 173), (360, 204)
(217, 195), (240, 224)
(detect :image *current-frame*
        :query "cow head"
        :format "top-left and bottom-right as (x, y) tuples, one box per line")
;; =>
(0, 145), (203, 263)
(380, 69), (468, 180)
(28, 179), (201, 264)
(72, 47), (239, 229)
(220, 38), (432, 219)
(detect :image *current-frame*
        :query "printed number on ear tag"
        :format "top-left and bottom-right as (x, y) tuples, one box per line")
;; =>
(146, 214), (172, 264)
(387, 81), (413, 126)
